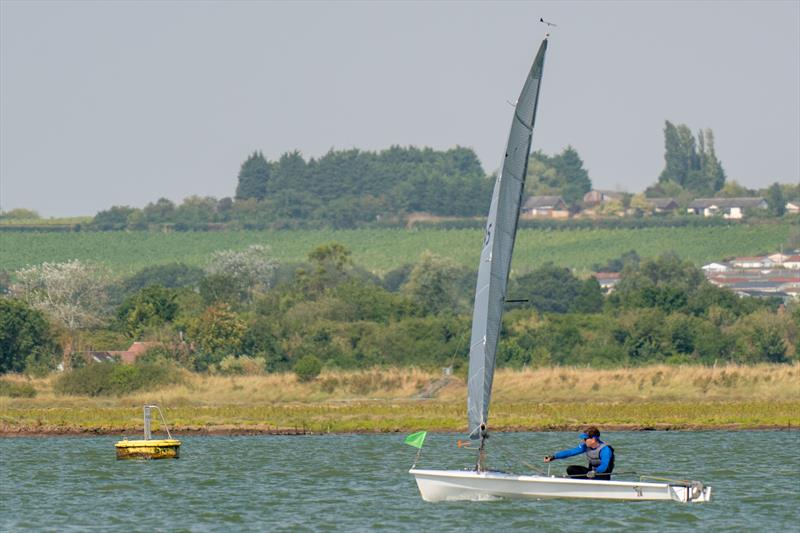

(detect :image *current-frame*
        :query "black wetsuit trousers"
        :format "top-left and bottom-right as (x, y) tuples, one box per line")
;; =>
(566, 465), (611, 480)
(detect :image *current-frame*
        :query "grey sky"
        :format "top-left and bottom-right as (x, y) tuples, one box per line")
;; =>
(1, 0), (798, 217)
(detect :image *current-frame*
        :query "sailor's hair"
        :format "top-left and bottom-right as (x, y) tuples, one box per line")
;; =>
(583, 426), (600, 439)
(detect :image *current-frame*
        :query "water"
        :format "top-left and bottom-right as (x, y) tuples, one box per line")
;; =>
(1, 431), (797, 532)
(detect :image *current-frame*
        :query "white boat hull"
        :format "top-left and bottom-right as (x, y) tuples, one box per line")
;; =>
(410, 468), (711, 503)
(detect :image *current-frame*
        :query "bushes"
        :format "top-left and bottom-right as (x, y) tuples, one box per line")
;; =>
(219, 355), (266, 375)
(294, 355), (322, 382)
(54, 361), (182, 396)
(0, 379), (36, 398)
(0, 299), (61, 375)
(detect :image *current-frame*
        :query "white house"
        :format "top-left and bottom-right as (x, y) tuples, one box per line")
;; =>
(687, 197), (767, 219)
(783, 255), (800, 270)
(731, 256), (774, 269)
(702, 262), (731, 273)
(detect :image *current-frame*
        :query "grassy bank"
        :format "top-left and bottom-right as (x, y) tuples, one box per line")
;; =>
(2, 364), (797, 434)
(1, 224), (794, 275)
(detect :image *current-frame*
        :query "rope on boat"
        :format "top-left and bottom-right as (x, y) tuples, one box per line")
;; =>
(411, 446), (423, 469)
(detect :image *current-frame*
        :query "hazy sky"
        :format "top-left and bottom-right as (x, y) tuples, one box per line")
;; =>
(1, 1), (798, 217)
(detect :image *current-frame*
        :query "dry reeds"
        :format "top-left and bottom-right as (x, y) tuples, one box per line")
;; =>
(2, 364), (798, 433)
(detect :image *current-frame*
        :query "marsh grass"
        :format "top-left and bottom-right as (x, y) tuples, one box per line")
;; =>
(1, 364), (798, 433)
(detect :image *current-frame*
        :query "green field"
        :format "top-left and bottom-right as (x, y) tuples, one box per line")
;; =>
(1, 223), (795, 275)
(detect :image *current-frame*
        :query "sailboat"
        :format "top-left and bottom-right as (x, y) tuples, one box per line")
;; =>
(409, 35), (711, 503)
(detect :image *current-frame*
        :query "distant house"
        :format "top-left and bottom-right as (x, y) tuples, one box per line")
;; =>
(112, 342), (162, 363)
(702, 262), (731, 273)
(783, 255), (800, 270)
(786, 201), (800, 214)
(734, 290), (791, 302)
(521, 196), (569, 218)
(648, 197), (678, 213)
(767, 253), (790, 265)
(77, 342), (163, 366)
(730, 256), (775, 269)
(687, 197), (767, 219)
(784, 286), (800, 300)
(85, 351), (119, 363)
(583, 190), (624, 206)
(593, 272), (621, 292)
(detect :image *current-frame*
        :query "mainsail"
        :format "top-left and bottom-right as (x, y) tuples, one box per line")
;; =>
(467, 38), (548, 439)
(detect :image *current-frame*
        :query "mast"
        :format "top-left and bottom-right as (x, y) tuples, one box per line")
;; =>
(466, 37), (548, 453)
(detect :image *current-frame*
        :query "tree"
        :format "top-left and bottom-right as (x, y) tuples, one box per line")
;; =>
(142, 197), (176, 224)
(401, 251), (463, 314)
(121, 263), (205, 296)
(190, 303), (246, 369)
(199, 274), (244, 307)
(718, 180), (754, 198)
(294, 355), (322, 382)
(657, 121), (725, 196)
(12, 260), (111, 354)
(629, 193), (653, 214)
(235, 151), (271, 200)
(514, 263), (585, 314)
(615, 308), (670, 364)
(269, 150), (309, 198)
(174, 196), (217, 229)
(766, 182), (786, 216)
(659, 121), (695, 188)
(382, 264), (414, 292)
(0, 208), (40, 220)
(731, 310), (791, 363)
(592, 250), (640, 273)
(295, 242), (355, 296)
(526, 147), (592, 206)
(552, 146), (592, 205)
(700, 129), (726, 193)
(116, 285), (179, 337)
(611, 253), (704, 313)
(92, 205), (138, 230)
(205, 245), (278, 303)
(573, 277), (604, 313)
(0, 299), (60, 374)
(752, 324), (787, 363)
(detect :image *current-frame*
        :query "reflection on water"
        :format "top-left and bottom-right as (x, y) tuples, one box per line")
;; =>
(1, 431), (798, 532)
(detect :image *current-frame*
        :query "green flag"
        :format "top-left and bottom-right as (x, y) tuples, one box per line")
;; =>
(404, 431), (427, 449)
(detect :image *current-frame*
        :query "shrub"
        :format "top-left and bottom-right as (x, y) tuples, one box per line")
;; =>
(0, 379), (37, 398)
(0, 298), (60, 374)
(294, 355), (322, 382)
(219, 355), (266, 375)
(54, 361), (182, 396)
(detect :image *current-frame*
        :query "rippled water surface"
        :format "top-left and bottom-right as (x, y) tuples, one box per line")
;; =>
(1, 431), (798, 532)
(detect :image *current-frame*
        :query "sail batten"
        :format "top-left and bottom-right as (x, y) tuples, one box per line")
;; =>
(466, 38), (548, 439)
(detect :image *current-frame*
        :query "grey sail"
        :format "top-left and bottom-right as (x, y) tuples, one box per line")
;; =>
(467, 38), (548, 439)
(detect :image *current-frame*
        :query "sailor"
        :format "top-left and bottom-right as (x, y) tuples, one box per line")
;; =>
(543, 426), (615, 480)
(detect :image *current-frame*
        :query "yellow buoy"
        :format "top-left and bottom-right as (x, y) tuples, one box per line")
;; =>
(115, 405), (181, 460)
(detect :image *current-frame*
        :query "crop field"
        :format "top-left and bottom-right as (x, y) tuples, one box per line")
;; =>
(0, 222), (795, 275)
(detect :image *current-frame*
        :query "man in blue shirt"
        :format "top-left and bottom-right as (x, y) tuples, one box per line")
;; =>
(543, 426), (615, 480)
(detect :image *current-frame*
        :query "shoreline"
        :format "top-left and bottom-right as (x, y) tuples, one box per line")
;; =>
(2, 422), (795, 437)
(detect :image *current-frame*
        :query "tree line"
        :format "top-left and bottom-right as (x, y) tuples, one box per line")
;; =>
(4, 121), (795, 232)
(2, 246), (795, 387)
